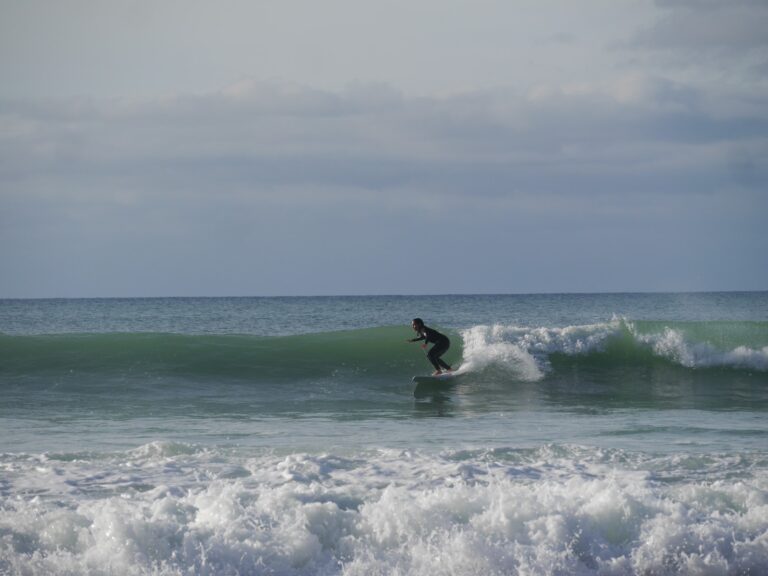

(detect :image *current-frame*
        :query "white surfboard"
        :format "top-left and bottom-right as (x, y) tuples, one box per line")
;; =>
(412, 372), (457, 397)
(412, 372), (456, 384)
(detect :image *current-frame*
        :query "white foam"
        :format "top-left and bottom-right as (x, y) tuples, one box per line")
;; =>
(458, 320), (624, 379)
(2, 444), (767, 575)
(459, 324), (544, 380)
(632, 325), (768, 371)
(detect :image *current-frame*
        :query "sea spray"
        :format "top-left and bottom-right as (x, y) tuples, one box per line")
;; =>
(458, 324), (544, 380)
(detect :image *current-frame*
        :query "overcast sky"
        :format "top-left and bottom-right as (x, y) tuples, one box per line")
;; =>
(1, 0), (766, 297)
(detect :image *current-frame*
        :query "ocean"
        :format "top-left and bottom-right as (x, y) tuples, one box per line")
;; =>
(1, 293), (767, 575)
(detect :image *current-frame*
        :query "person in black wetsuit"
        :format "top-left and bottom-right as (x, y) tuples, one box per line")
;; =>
(407, 318), (452, 375)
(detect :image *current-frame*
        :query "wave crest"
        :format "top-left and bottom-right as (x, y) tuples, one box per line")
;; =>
(631, 324), (768, 371)
(458, 318), (768, 378)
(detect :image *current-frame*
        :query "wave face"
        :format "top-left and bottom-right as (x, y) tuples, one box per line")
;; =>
(0, 327), (424, 382)
(3, 319), (765, 383)
(2, 320), (766, 418)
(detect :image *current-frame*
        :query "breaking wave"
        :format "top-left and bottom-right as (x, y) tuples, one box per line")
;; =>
(1, 320), (766, 388)
(459, 318), (768, 380)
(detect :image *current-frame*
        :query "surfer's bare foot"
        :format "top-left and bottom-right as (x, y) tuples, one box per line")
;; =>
(432, 370), (443, 376)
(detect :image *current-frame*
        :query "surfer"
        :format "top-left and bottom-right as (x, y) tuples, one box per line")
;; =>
(407, 318), (452, 375)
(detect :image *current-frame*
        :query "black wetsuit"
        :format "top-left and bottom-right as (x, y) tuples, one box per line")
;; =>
(411, 326), (451, 372)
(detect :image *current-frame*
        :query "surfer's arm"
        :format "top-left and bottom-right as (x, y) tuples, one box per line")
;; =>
(409, 336), (426, 343)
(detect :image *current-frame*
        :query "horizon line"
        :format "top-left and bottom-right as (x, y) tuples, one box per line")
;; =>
(1, 289), (766, 301)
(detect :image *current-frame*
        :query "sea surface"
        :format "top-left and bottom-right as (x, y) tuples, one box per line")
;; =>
(1, 293), (767, 575)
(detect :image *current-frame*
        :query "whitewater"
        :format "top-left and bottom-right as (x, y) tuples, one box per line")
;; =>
(1, 293), (767, 575)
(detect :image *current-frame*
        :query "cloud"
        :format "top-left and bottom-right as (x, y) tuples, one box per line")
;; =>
(4, 77), (763, 163)
(2, 78), (765, 229)
(2, 0), (767, 296)
(625, 0), (768, 75)
(540, 32), (578, 46)
(1, 79), (766, 296)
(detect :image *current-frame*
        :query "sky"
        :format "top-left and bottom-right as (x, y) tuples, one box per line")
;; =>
(1, 0), (766, 297)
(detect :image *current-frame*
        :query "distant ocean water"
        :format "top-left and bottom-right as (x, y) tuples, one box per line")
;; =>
(1, 293), (767, 575)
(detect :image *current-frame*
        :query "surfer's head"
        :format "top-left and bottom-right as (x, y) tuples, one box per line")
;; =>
(412, 318), (424, 331)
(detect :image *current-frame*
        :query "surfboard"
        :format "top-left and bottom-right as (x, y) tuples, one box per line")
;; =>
(412, 372), (456, 384)
(412, 372), (457, 398)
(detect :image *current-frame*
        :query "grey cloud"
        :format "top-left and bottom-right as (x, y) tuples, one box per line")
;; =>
(630, 0), (768, 52)
(3, 0), (767, 296)
(2, 80), (767, 208)
(540, 33), (578, 45)
(2, 81), (766, 296)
